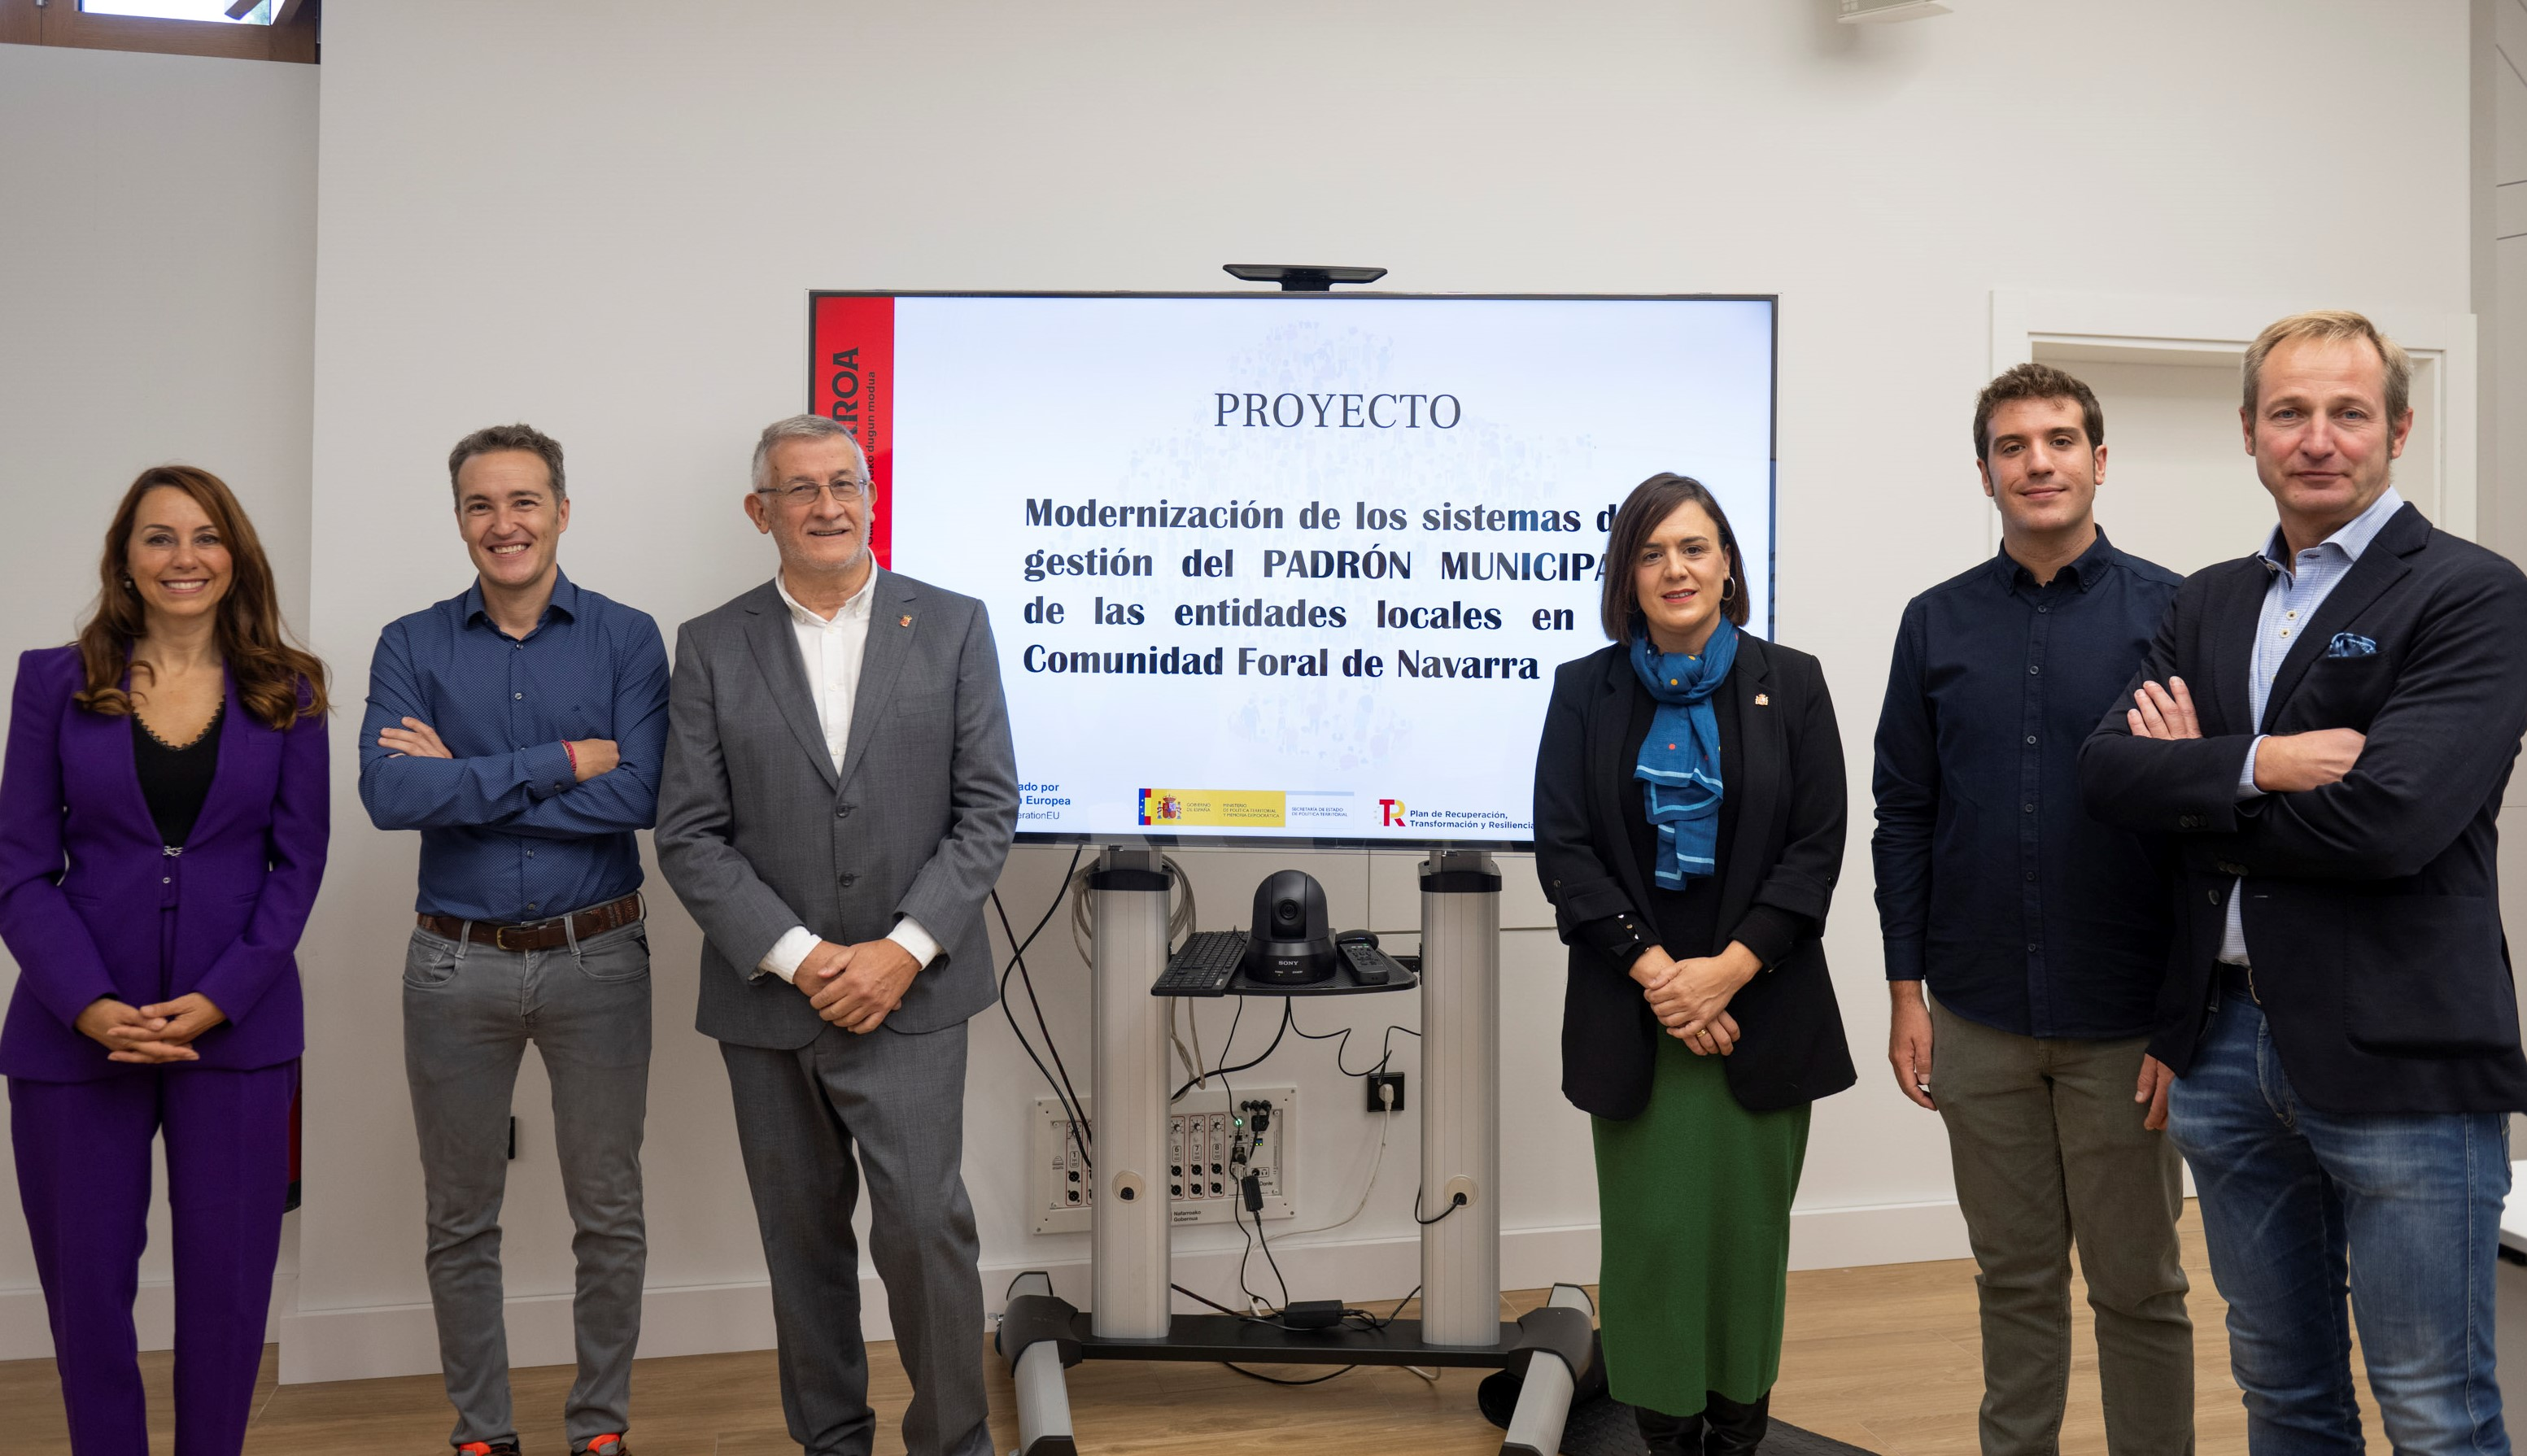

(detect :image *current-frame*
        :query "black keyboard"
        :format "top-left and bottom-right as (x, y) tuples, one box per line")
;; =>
(1151, 931), (1246, 997)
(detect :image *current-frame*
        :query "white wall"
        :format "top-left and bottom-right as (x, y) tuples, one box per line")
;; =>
(272, 0), (2481, 1381)
(0, 44), (318, 1358)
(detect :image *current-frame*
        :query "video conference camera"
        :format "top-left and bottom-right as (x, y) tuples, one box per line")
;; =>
(1244, 868), (1338, 984)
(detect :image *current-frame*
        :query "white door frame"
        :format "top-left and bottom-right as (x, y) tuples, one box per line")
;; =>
(1988, 288), (2478, 545)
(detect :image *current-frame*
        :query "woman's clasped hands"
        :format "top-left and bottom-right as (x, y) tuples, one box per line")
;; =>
(1630, 942), (1761, 1057)
(74, 993), (228, 1063)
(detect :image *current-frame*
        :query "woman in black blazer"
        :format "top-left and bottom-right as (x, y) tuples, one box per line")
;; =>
(1533, 473), (1855, 1454)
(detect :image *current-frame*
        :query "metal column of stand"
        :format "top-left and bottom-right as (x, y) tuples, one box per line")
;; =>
(1000, 848), (1170, 1456)
(1421, 852), (1582, 1456)
(1087, 848), (1172, 1337)
(1419, 849), (1504, 1346)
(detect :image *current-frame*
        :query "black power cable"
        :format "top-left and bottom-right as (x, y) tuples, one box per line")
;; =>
(993, 846), (1089, 1168)
(1222, 1362), (1351, 1387)
(1287, 1011), (1421, 1079)
(1412, 1188), (1470, 1225)
(1172, 999), (1292, 1102)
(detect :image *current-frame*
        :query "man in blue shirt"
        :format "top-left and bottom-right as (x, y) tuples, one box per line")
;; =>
(360, 423), (669, 1456)
(1872, 365), (2191, 1454)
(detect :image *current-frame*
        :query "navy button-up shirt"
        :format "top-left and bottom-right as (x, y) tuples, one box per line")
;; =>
(358, 571), (670, 922)
(1870, 532), (2180, 1040)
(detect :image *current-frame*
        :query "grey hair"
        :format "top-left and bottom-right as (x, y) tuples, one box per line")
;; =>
(750, 414), (869, 491)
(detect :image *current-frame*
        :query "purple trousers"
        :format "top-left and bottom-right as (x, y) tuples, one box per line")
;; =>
(10, 1061), (296, 1456)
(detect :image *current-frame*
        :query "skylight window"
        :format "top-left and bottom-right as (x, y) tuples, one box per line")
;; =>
(81, 0), (276, 21)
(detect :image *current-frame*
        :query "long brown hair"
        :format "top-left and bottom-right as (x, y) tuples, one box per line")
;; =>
(75, 466), (329, 729)
(1599, 473), (1752, 641)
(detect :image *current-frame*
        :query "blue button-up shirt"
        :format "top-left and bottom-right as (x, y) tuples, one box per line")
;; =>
(1871, 532), (2183, 1040)
(358, 571), (670, 922)
(2218, 486), (2406, 965)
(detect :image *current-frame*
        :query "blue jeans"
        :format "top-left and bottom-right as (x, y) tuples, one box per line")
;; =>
(2167, 992), (2509, 1454)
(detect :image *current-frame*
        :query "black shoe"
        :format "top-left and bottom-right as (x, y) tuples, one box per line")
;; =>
(1634, 1404), (1707, 1455)
(1703, 1390), (1770, 1454)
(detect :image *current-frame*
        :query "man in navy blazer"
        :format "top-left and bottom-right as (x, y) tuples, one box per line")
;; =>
(2080, 311), (2527, 1453)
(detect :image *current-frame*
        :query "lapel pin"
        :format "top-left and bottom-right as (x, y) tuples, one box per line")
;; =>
(1755, 693), (1770, 706)
(898, 614), (913, 628)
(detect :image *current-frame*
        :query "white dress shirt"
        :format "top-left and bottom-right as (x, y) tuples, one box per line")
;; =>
(755, 567), (942, 982)
(2219, 486), (2405, 966)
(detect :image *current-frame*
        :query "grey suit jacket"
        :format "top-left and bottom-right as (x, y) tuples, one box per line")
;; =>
(657, 570), (1019, 1044)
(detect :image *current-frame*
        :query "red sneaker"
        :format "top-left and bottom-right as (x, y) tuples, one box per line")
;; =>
(579, 1437), (630, 1456)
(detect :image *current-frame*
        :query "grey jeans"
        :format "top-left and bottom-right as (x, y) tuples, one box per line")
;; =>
(1929, 996), (2193, 1456)
(404, 918), (652, 1452)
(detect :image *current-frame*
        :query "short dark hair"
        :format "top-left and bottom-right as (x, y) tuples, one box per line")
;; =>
(1972, 363), (2104, 464)
(1599, 473), (1751, 642)
(448, 422), (565, 503)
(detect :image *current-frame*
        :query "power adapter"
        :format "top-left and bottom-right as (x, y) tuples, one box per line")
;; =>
(1280, 1299), (1346, 1331)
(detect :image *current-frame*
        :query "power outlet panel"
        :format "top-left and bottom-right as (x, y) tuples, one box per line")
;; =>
(1031, 1084), (1297, 1236)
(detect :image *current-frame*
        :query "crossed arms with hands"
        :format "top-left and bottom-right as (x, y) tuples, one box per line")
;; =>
(377, 717), (622, 786)
(2118, 676), (2356, 1128)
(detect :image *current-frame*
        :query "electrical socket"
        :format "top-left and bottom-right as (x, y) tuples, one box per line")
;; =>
(1366, 1073), (1407, 1113)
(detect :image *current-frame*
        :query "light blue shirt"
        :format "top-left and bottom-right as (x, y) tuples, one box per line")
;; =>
(2218, 486), (2405, 965)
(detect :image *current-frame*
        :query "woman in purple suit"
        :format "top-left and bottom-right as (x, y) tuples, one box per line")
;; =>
(0, 465), (328, 1454)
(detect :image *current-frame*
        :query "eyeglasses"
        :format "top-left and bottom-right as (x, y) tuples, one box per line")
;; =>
(758, 479), (867, 508)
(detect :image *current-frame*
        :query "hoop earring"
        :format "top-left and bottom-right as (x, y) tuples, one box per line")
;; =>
(1720, 577), (1736, 603)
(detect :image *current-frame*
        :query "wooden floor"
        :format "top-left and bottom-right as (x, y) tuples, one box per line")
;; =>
(0, 1203), (2378, 1454)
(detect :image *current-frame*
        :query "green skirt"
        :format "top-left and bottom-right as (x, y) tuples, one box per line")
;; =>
(1591, 1030), (1811, 1418)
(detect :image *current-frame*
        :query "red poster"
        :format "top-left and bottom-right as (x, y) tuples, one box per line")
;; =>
(809, 295), (895, 567)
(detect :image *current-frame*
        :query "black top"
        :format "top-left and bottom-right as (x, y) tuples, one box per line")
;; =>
(1577, 678), (1809, 973)
(134, 703), (223, 848)
(1871, 531), (2181, 1040)
(1534, 634), (1856, 1119)
(2080, 504), (2527, 1115)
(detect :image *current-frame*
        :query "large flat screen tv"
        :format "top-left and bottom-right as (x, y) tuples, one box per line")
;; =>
(808, 290), (1777, 849)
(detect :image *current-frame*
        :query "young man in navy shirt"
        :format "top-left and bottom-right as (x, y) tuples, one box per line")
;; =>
(1872, 365), (2191, 1454)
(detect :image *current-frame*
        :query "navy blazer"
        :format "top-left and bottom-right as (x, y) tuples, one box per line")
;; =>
(1533, 634), (1857, 1118)
(0, 647), (329, 1082)
(2079, 504), (2527, 1114)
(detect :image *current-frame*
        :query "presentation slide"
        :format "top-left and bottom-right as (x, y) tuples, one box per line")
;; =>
(808, 292), (1775, 847)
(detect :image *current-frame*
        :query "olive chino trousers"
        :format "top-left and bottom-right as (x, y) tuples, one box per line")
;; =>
(1928, 996), (2194, 1456)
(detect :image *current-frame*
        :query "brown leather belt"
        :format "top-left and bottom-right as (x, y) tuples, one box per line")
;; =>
(2217, 963), (2259, 1007)
(418, 892), (644, 953)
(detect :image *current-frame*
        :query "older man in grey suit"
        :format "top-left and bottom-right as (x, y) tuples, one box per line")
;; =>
(657, 414), (1017, 1456)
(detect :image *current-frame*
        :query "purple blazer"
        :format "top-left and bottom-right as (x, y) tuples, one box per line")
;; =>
(0, 646), (327, 1082)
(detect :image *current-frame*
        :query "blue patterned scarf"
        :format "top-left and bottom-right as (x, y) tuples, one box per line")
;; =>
(1629, 617), (1737, 890)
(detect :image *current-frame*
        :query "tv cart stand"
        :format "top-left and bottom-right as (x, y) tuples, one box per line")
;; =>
(995, 847), (1595, 1456)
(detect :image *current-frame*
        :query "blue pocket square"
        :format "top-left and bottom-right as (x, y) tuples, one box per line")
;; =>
(2326, 631), (2379, 658)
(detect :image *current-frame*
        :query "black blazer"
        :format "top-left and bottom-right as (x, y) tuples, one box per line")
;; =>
(1534, 634), (1856, 1118)
(2079, 503), (2527, 1114)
